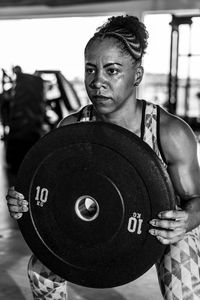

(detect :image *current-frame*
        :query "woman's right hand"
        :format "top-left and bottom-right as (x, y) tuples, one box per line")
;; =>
(6, 186), (29, 219)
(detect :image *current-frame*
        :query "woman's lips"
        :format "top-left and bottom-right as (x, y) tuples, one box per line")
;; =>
(93, 95), (111, 101)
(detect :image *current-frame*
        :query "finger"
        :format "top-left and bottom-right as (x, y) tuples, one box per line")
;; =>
(8, 204), (28, 213)
(7, 199), (28, 206)
(149, 218), (185, 230)
(8, 205), (21, 213)
(149, 227), (185, 240)
(10, 212), (23, 219)
(156, 236), (170, 244)
(6, 189), (24, 200)
(7, 186), (16, 197)
(7, 198), (18, 206)
(158, 210), (188, 220)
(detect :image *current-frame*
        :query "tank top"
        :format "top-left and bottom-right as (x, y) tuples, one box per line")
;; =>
(77, 100), (166, 166)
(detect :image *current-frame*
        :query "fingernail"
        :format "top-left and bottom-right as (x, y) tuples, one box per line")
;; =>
(17, 194), (24, 200)
(149, 220), (156, 226)
(15, 213), (22, 219)
(149, 229), (156, 235)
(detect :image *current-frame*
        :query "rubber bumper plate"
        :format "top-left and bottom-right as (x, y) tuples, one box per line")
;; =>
(16, 122), (175, 288)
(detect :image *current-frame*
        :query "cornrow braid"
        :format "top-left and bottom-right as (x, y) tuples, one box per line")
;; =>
(92, 15), (149, 61)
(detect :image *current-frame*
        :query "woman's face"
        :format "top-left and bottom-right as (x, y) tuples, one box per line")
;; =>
(84, 37), (142, 116)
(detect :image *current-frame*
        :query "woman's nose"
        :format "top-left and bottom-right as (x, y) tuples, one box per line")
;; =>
(90, 72), (106, 89)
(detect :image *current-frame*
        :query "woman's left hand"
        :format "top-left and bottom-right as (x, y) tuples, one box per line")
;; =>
(149, 207), (189, 244)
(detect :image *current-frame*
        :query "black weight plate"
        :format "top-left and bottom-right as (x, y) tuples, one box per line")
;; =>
(16, 122), (175, 288)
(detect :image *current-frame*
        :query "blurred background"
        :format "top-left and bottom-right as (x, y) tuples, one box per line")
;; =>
(0, 1), (200, 299)
(1, 1), (200, 171)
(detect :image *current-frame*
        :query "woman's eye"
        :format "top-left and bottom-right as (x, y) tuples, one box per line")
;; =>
(85, 68), (95, 75)
(107, 68), (118, 75)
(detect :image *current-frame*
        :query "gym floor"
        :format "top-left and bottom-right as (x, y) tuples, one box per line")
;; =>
(1, 132), (199, 300)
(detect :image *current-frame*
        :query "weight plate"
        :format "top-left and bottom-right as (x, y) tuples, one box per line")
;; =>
(16, 122), (175, 288)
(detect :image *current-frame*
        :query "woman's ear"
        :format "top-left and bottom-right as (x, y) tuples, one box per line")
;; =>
(134, 65), (144, 86)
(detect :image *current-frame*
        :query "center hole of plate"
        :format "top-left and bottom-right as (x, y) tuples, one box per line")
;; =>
(75, 195), (99, 221)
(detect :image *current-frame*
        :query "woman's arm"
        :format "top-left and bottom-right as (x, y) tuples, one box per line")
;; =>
(149, 110), (200, 244)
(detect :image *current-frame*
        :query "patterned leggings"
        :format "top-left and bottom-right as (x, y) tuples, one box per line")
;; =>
(28, 228), (200, 300)
(156, 226), (200, 300)
(28, 255), (68, 299)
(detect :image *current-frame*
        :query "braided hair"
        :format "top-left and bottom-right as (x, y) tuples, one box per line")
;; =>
(85, 15), (149, 61)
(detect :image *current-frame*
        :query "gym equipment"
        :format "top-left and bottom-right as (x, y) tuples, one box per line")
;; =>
(16, 122), (175, 288)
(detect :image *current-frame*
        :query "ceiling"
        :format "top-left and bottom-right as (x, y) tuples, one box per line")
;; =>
(0, 0), (128, 6)
(0, 0), (199, 19)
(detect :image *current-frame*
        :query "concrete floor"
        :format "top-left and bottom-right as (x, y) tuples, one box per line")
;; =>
(0, 130), (169, 300)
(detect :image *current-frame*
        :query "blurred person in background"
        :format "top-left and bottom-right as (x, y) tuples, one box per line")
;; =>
(5, 65), (45, 173)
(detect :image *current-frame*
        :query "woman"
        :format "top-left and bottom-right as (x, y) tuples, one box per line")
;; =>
(6, 15), (200, 300)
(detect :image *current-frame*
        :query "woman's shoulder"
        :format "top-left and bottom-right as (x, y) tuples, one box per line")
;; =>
(58, 105), (92, 127)
(159, 106), (197, 163)
(58, 113), (79, 127)
(159, 106), (193, 137)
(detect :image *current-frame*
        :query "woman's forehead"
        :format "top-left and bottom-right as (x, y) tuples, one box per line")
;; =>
(86, 37), (122, 52)
(85, 37), (128, 59)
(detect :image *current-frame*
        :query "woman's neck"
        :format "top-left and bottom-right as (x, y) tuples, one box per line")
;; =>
(94, 99), (143, 137)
